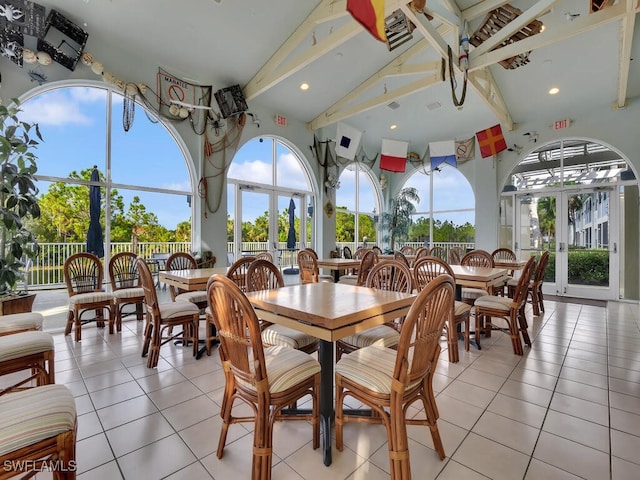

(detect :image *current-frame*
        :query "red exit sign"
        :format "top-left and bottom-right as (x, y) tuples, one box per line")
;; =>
(274, 115), (287, 127)
(553, 118), (571, 130)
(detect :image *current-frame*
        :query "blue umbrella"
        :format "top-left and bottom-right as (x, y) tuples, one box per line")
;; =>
(86, 166), (104, 257)
(286, 198), (297, 250)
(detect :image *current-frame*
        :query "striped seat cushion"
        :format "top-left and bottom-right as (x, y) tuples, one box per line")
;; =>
(474, 295), (512, 312)
(0, 384), (76, 456)
(337, 275), (358, 285)
(336, 345), (420, 394)
(454, 301), (471, 316)
(0, 312), (43, 334)
(0, 331), (54, 362)
(461, 287), (489, 300)
(113, 287), (144, 299)
(158, 301), (200, 319)
(176, 291), (207, 305)
(237, 345), (320, 393)
(68, 291), (113, 307)
(340, 325), (400, 349)
(261, 324), (317, 350)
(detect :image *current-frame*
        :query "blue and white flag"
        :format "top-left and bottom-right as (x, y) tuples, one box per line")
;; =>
(429, 140), (457, 170)
(335, 122), (363, 160)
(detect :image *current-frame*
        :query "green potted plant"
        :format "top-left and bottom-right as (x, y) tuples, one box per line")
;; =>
(381, 187), (420, 252)
(0, 99), (42, 314)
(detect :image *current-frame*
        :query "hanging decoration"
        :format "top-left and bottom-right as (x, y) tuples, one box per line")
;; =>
(448, 20), (469, 107)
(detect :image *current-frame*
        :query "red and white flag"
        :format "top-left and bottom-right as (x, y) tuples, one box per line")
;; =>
(380, 139), (408, 172)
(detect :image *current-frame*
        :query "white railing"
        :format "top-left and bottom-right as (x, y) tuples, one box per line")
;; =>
(27, 240), (476, 288)
(28, 242), (191, 288)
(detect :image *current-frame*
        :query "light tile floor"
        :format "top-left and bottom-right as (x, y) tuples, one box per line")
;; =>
(10, 289), (640, 479)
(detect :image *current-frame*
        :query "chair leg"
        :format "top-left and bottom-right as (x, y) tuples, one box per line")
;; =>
(446, 323), (459, 363)
(95, 308), (105, 329)
(74, 309), (82, 342)
(518, 307), (531, 347)
(108, 305), (115, 334)
(253, 400), (273, 480)
(64, 310), (73, 336)
(115, 304), (123, 333)
(463, 316), (470, 352)
(147, 325), (161, 368)
(54, 428), (77, 480)
(538, 288), (545, 312)
(141, 321), (152, 358)
(216, 374), (234, 459)
(388, 394), (412, 478)
(335, 376), (345, 451)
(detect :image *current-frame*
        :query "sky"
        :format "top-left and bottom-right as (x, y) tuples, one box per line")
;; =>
(19, 85), (475, 230)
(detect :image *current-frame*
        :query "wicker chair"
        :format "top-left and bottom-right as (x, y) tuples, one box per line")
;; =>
(108, 252), (145, 329)
(448, 246), (464, 265)
(0, 384), (77, 479)
(508, 251), (550, 316)
(0, 331), (55, 396)
(393, 251), (410, 268)
(342, 246), (352, 259)
(63, 252), (115, 342)
(298, 249), (333, 283)
(460, 250), (495, 305)
(428, 246), (447, 262)
(413, 256), (470, 362)
(474, 256), (536, 355)
(399, 245), (415, 256)
(203, 256), (256, 356)
(338, 249), (378, 286)
(336, 260), (412, 361)
(165, 252), (208, 310)
(335, 274), (455, 476)
(246, 259), (319, 354)
(491, 247), (517, 295)
(207, 274), (320, 479)
(135, 258), (200, 368)
(339, 247), (368, 280)
(255, 251), (274, 263)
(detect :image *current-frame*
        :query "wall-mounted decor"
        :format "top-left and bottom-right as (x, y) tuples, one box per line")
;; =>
(214, 84), (248, 119)
(36, 9), (88, 70)
(324, 200), (334, 219)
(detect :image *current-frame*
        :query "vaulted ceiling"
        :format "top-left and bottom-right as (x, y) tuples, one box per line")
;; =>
(3, 0), (640, 156)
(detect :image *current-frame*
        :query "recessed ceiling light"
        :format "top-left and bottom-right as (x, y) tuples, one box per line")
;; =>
(549, 87), (559, 95)
(300, 83), (309, 91)
(390, 124), (397, 130)
(540, 24), (546, 33)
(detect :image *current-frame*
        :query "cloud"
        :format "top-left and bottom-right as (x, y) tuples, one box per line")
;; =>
(228, 158), (272, 184)
(163, 180), (191, 192)
(21, 89), (94, 126)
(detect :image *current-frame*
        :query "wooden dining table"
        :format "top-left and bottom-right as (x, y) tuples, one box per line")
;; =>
(245, 281), (416, 467)
(158, 267), (228, 291)
(449, 264), (509, 298)
(316, 258), (361, 282)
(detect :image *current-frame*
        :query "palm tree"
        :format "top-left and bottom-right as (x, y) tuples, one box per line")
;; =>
(536, 196), (556, 249)
(381, 187), (420, 251)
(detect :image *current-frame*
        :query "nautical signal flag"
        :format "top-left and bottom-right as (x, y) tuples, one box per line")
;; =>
(380, 138), (408, 172)
(335, 122), (363, 161)
(347, 0), (387, 43)
(455, 137), (475, 163)
(476, 124), (507, 158)
(428, 140), (457, 170)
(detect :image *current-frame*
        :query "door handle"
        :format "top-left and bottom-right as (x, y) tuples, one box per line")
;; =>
(558, 243), (565, 252)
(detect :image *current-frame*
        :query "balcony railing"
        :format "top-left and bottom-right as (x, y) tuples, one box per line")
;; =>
(26, 241), (476, 288)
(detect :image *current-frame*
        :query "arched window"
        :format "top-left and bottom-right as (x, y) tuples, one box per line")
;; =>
(335, 163), (380, 252)
(402, 166), (475, 248)
(20, 84), (193, 263)
(227, 137), (314, 266)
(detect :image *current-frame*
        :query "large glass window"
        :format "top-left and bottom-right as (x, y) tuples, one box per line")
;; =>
(335, 163), (379, 252)
(227, 137), (314, 266)
(21, 85), (193, 257)
(403, 166), (475, 247)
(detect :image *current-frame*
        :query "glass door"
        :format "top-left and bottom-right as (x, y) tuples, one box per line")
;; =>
(514, 188), (618, 300)
(560, 188), (618, 299)
(236, 186), (271, 260)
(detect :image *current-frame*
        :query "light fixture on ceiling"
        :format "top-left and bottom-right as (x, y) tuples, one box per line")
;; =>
(548, 87), (559, 95)
(565, 12), (580, 21)
(540, 24), (546, 32)
(300, 83), (309, 91)
(389, 124), (397, 130)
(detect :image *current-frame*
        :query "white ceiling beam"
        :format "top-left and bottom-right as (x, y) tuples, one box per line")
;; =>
(401, 4), (513, 129)
(470, 0), (559, 58)
(467, 70), (513, 130)
(244, 0), (352, 100)
(309, 23), (453, 130)
(469, 2), (628, 71)
(616, 0), (636, 109)
(424, 2), (460, 27)
(309, 72), (443, 130)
